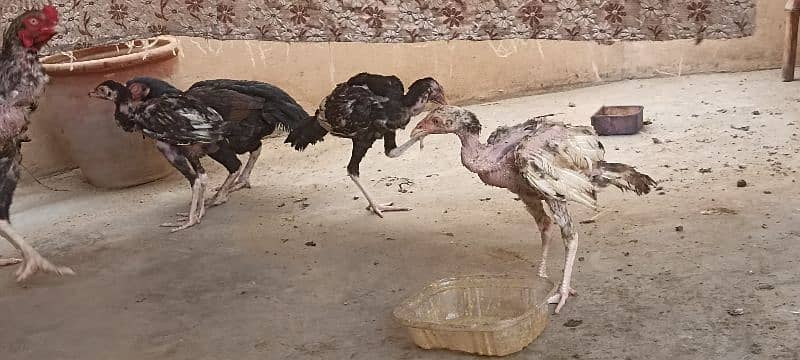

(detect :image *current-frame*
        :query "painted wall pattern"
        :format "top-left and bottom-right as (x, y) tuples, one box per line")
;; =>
(2, 0), (756, 51)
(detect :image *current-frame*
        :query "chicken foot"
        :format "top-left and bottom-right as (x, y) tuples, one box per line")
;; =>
(230, 148), (260, 192)
(0, 220), (74, 282)
(349, 174), (410, 218)
(210, 148), (260, 193)
(347, 138), (411, 218)
(161, 173), (207, 232)
(208, 166), (244, 207)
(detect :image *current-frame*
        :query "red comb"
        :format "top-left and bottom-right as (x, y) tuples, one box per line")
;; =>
(42, 5), (58, 21)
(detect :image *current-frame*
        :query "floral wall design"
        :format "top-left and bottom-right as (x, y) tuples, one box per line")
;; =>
(2, 0), (756, 52)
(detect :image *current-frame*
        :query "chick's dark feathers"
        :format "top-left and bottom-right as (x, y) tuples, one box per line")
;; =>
(129, 77), (308, 153)
(285, 72), (413, 150)
(136, 94), (226, 145)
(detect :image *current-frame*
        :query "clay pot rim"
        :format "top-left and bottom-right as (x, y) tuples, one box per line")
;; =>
(41, 36), (179, 76)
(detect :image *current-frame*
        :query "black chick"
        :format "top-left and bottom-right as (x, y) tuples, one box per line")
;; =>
(125, 77), (308, 205)
(89, 80), (226, 231)
(285, 72), (447, 217)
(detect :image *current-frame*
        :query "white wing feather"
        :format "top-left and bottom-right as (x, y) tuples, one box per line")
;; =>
(517, 124), (603, 210)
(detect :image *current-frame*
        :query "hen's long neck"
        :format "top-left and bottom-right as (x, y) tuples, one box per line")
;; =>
(457, 130), (490, 173)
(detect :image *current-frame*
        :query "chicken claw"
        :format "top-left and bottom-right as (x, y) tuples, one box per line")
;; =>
(14, 251), (75, 282)
(547, 285), (577, 314)
(365, 202), (411, 217)
(229, 180), (251, 192)
(160, 217), (200, 232)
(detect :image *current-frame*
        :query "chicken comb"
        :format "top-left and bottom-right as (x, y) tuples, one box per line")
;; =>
(42, 4), (59, 22)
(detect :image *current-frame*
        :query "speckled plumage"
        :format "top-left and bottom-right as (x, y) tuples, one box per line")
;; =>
(132, 94), (225, 146)
(285, 72), (446, 217)
(126, 76), (309, 203)
(89, 80), (227, 231)
(0, 6), (74, 281)
(130, 77), (307, 152)
(0, 35), (47, 146)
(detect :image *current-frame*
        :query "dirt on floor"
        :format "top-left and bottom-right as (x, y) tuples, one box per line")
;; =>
(1, 69), (799, 360)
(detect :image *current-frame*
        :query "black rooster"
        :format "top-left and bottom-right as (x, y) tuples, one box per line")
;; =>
(0, 5), (74, 281)
(89, 80), (228, 231)
(125, 77), (307, 205)
(285, 73), (446, 217)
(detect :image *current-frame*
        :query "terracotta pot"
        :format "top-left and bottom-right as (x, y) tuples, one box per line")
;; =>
(38, 36), (179, 189)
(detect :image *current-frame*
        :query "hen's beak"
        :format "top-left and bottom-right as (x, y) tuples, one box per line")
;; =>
(411, 118), (432, 139)
(431, 92), (448, 105)
(88, 90), (104, 99)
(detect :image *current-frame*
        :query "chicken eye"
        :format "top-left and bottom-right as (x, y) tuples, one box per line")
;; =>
(28, 18), (39, 26)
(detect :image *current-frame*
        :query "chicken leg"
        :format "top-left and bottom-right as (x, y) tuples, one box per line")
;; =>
(161, 153), (208, 232)
(208, 166), (243, 207)
(155, 142), (204, 220)
(524, 197), (554, 278)
(0, 220), (74, 281)
(207, 144), (243, 207)
(230, 147), (261, 192)
(545, 200), (579, 314)
(348, 138), (410, 217)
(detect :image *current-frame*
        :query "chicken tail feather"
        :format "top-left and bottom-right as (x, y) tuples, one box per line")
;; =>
(284, 115), (327, 151)
(592, 161), (656, 195)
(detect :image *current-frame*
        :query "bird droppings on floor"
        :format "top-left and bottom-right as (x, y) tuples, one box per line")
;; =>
(1, 70), (800, 359)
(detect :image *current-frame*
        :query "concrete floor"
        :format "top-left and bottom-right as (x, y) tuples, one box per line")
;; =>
(1, 70), (799, 360)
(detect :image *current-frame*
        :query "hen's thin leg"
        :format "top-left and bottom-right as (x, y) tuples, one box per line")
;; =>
(157, 146), (204, 231)
(155, 142), (197, 219)
(0, 150), (73, 281)
(207, 145), (242, 207)
(525, 198), (553, 278)
(348, 139), (410, 218)
(230, 147), (261, 192)
(195, 172), (208, 221)
(348, 175), (410, 218)
(208, 168), (242, 207)
(546, 200), (579, 314)
(0, 220), (74, 282)
(162, 175), (202, 231)
(174, 173), (209, 220)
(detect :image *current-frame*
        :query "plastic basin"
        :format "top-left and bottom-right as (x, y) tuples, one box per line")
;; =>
(393, 274), (555, 356)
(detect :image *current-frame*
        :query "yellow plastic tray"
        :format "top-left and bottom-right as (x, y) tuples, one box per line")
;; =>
(393, 274), (555, 356)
